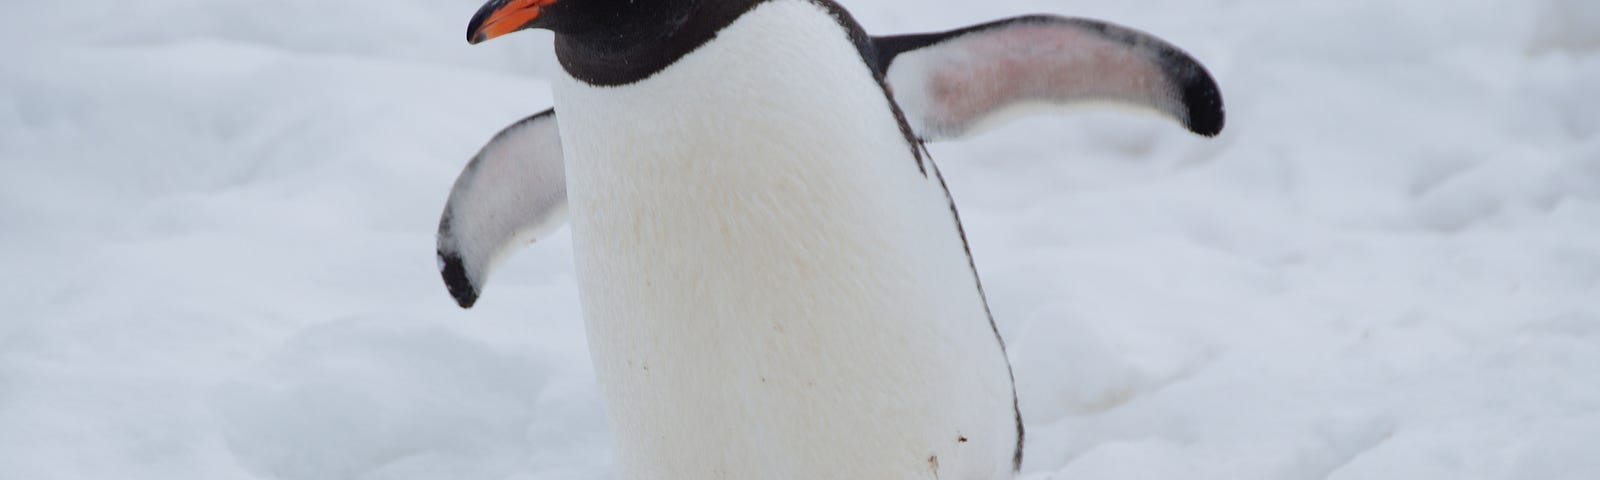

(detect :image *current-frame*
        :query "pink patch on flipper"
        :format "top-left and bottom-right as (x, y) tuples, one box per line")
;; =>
(922, 24), (1178, 134)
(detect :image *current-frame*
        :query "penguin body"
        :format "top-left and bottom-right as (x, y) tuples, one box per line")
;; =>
(556, 2), (1015, 477)
(436, 1), (1224, 478)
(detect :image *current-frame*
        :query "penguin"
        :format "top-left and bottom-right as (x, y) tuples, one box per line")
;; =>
(436, 0), (1223, 478)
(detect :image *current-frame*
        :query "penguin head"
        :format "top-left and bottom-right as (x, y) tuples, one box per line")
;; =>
(468, 0), (693, 44)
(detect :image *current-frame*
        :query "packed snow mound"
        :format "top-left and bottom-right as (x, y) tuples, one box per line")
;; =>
(3, 0), (1598, 479)
(215, 317), (570, 480)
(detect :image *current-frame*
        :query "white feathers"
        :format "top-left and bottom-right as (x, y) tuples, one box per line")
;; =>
(551, 1), (1017, 478)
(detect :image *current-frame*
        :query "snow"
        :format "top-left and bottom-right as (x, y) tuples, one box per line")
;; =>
(2, 0), (1597, 478)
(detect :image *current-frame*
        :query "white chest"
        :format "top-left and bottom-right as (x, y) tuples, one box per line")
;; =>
(551, 1), (1017, 478)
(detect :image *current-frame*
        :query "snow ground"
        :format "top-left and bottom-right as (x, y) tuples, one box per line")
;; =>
(2, 0), (1597, 478)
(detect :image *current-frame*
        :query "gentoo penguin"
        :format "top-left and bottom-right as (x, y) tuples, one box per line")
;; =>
(436, 0), (1223, 477)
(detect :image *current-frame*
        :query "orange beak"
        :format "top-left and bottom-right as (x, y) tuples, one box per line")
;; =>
(467, 0), (556, 44)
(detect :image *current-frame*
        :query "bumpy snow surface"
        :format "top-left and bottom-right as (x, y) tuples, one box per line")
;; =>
(3, 0), (1598, 478)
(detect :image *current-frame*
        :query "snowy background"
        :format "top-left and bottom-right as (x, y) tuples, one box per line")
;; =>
(3, 0), (1598, 478)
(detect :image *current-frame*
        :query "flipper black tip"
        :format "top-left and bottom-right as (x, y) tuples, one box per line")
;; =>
(439, 250), (479, 309)
(1180, 69), (1226, 137)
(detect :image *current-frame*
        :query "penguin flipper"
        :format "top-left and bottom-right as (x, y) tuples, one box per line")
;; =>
(874, 16), (1224, 141)
(437, 109), (567, 309)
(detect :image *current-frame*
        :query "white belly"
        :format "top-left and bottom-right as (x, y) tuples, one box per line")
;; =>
(552, 2), (1016, 478)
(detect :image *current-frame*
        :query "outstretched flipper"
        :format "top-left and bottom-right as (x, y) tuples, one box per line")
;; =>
(437, 109), (567, 308)
(874, 16), (1225, 141)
